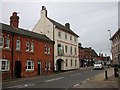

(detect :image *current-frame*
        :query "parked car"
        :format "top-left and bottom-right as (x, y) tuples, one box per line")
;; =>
(93, 60), (104, 70)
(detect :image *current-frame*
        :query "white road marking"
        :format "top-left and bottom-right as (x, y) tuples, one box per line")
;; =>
(8, 85), (23, 88)
(73, 83), (79, 87)
(45, 77), (64, 82)
(86, 78), (90, 80)
(82, 81), (87, 84)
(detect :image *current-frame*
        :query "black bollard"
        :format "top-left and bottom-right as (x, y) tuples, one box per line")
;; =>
(105, 70), (108, 79)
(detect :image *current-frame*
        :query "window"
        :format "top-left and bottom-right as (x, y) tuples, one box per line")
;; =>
(0, 59), (10, 71)
(26, 60), (34, 71)
(45, 45), (47, 53)
(45, 61), (51, 70)
(65, 34), (67, 39)
(0, 37), (4, 48)
(66, 59), (68, 67)
(70, 35), (72, 40)
(26, 41), (30, 51)
(74, 37), (77, 42)
(75, 60), (77, 66)
(5, 38), (10, 49)
(16, 40), (21, 50)
(74, 48), (77, 55)
(31, 42), (34, 52)
(47, 47), (50, 54)
(58, 31), (61, 38)
(65, 45), (68, 53)
(71, 59), (73, 66)
(70, 46), (72, 54)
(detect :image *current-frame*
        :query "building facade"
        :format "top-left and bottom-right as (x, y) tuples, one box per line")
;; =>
(78, 43), (98, 67)
(33, 6), (79, 71)
(0, 12), (54, 80)
(110, 28), (120, 65)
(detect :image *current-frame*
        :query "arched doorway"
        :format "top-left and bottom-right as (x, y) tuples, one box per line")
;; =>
(56, 59), (64, 72)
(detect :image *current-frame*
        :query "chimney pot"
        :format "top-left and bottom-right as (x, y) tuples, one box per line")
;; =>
(10, 12), (19, 28)
(65, 23), (70, 29)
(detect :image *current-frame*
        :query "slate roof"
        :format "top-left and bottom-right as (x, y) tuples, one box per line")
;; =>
(91, 49), (98, 57)
(47, 18), (79, 37)
(110, 28), (120, 40)
(0, 23), (53, 42)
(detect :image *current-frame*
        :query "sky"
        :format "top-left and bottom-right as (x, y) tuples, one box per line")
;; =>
(1, 0), (119, 57)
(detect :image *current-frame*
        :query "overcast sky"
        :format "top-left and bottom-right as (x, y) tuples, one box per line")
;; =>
(1, 0), (119, 57)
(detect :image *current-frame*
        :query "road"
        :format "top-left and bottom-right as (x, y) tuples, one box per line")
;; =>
(2, 67), (104, 90)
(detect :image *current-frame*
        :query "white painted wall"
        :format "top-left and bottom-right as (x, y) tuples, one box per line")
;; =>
(33, 6), (79, 71)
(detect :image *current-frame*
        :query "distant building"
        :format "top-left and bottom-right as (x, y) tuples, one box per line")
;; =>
(0, 12), (54, 80)
(110, 28), (120, 65)
(33, 6), (79, 71)
(78, 43), (98, 67)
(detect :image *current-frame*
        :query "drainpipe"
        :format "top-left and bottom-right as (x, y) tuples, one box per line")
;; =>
(53, 24), (55, 72)
(11, 33), (14, 79)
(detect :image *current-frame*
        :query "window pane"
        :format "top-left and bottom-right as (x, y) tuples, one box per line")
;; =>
(0, 37), (3, 47)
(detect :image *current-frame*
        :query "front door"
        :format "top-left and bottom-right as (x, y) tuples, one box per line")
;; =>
(15, 61), (21, 78)
(38, 61), (41, 75)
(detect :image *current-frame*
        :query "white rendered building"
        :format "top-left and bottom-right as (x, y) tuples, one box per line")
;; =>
(33, 6), (79, 71)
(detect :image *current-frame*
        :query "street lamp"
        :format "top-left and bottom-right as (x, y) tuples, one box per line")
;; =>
(108, 30), (111, 39)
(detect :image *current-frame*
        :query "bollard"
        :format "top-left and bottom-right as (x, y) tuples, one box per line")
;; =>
(105, 70), (108, 79)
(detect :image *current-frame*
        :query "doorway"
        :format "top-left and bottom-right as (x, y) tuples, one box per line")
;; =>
(15, 61), (21, 78)
(38, 61), (41, 75)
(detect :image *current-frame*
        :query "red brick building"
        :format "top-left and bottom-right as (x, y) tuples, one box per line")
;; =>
(0, 12), (54, 80)
(78, 43), (98, 67)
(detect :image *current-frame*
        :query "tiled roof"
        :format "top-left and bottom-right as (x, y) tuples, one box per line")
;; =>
(47, 18), (79, 37)
(0, 23), (53, 42)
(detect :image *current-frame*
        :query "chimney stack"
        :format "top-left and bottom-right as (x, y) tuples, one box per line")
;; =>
(41, 6), (47, 17)
(65, 23), (70, 29)
(10, 12), (19, 28)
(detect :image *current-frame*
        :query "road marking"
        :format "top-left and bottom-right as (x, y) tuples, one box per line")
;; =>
(82, 81), (87, 84)
(8, 85), (23, 88)
(86, 78), (90, 80)
(73, 83), (79, 87)
(45, 77), (64, 82)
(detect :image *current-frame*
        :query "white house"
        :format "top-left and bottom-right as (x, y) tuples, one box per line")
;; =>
(33, 6), (79, 71)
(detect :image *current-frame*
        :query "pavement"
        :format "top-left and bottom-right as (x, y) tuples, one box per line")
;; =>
(73, 67), (119, 89)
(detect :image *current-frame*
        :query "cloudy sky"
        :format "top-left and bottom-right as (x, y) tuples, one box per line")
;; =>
(1, 0), (119, 57)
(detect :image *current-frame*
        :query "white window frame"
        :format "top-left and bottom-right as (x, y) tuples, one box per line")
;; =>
(70, 35), (72, 40)
(74, 47), (77, 55)
(70, 46), (72, 54)
(71, 59), (73, 66)
(0, 37), (4, 49)
(0, 59), (10, 71)
(26, 60), (34, 71)
(5, 37), (10, 49)
(65, 45), (68, 53)
(47, 47), (50, 54)
(74, 37), (77, 42)
(16, 40), (21, 50)
(58, 31), (61, 38)
(26, 41), (30, 51)
(65, 34), (67, 39)
(31, 42), (34, 52)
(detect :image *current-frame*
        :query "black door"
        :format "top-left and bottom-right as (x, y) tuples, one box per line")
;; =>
(57, 59), (62, 72)
(15, 61), (21, 78)
(38, 61), (41, 75)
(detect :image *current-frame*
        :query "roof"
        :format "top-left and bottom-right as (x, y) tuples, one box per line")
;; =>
(91, 49), (98, 57)
(110, 28), (120, 40)
(0, 23), (53, 42)
(47, 18), (79, 37)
